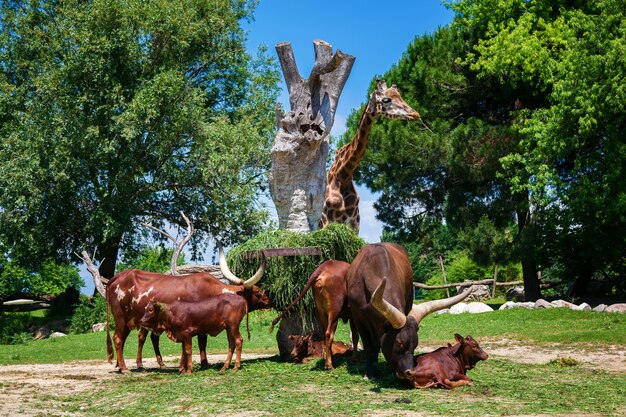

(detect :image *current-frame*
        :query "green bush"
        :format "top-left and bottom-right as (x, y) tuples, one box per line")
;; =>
(69, 295), (107, 334)
(0, 313), (32, 345)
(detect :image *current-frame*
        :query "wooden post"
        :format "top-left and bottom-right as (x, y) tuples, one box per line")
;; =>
(437, 254), (451, 297)
(491, 263), (499, 299)
(269, 40), (355, 233)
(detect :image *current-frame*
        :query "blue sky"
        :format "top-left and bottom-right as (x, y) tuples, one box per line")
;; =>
(80, 2), (454, 294)
(244, 1), (454, 243)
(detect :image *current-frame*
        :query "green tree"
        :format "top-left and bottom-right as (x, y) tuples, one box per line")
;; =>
(455, 0), (626, 297)
(344, 0), (626, 300)
(0, 0), (280, 280)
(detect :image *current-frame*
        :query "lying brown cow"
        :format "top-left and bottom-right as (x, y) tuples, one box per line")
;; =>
(140, 294), (249, 373)
(288, 333), (352, 364)
(272, 260), (357, 369)
(408, 334), (488, 389)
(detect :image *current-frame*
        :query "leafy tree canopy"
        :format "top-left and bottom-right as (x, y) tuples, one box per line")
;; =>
(0, 0), (280, 278)
(341, 0), (626, 299)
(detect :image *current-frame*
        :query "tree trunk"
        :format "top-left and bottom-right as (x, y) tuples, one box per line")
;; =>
(97, 237), (121, 279)
(516, 201), (541, 301)
(269, 40), (355, 233)
(569, 263), (594, 299)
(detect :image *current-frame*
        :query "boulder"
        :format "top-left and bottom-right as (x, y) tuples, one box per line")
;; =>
(92, 323), (106, 332)
(466, 302), (494, 314)
(593, 304), (608, 312)
(517, 302), (536, 309)
(573, 302), (591, 311)
(49, 332), (67, 338)
(506, 286), (525, 302)
(457, 284), (491, 301)
(605, 303), (626, 313)
(499, 301), (517, 310)
(534, 299), (554, 309)
(434, 308), (450, 315)
(550, 300), (576, 309)
(450, 302), (468, 314)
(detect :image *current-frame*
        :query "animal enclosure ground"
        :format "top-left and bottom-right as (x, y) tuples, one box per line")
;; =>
(0, 339), (624, 417)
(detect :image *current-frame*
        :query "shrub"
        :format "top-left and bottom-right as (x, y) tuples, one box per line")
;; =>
(0, 313), (32, 345)
(70, 294), (107, 334)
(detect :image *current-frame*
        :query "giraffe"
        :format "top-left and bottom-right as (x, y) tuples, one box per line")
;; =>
(320, 80), (420, 232)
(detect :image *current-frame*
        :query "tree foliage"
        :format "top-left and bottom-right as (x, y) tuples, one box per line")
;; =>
(343, 0), (626, 299)
(0, 0), (280, 279)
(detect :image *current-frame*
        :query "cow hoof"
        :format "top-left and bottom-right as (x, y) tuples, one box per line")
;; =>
(219, 367), (228, 373)
(200, 362), (210, 370)
(118, 368), (130, 374)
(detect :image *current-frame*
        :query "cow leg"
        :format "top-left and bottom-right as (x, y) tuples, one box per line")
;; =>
(356, 324), (378, 380)
(446, 374), (472, 388)
(136, 327), (148, 369)
(181, 337), (193, 373)
(113, 326), (131, 373)
(232, 328), (243, 371)
(197, 334), (209, 370)
(221, 330), (236, 372)
(150, 332), (165, 368)
(324, 316), (338, 370)
(349, 319), (360, 365)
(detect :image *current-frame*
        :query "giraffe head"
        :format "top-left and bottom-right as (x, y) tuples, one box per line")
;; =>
(368, 80), (420, 121)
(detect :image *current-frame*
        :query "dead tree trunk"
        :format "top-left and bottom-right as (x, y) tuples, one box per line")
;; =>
(270, 40), (355, 232)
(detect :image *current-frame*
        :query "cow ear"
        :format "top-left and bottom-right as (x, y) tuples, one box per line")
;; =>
(454, 334), (464, 344)
(288, 335), (295, 340)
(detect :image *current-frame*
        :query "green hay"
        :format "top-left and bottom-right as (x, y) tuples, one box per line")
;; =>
(228, 224), (366, 324)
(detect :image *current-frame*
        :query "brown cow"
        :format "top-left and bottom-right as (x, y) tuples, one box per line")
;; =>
(100, 252), (266, 373)
(288, 333), (353, 364)
(271, 260), (358, 369)
(409, 334), (488, 389)
(347, 243), (472, 383)
(140, 295), (248, 373)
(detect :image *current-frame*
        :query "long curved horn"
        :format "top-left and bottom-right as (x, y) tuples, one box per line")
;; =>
(409, 286), (474, 324)
(242, 254), (265, 290)
(218, 242), (265, 288)
(218, 242), (244, 285)
(371, 278), (407, 329)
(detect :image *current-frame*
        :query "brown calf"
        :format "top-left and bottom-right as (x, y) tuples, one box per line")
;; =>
(408, 334), (488, 389)
(140, 295), (249, 373)
(288, 333), (353, 364)
(272, 260), (357, 369)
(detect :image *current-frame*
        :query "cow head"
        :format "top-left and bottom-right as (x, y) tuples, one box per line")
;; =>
(288, 334), (311, 363)
(139, 300), (168, 333)
(452, 334), (489, 369)
(370, 278), (473, 382)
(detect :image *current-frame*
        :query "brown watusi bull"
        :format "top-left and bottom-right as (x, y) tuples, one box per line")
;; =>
(409, 334), (488, 389)
(139, 295), (249, 373)
(101, 249), (266, 373)
(288, 333), (353, 364)
(346, 243), (472, 383)
(271, 260), (357, 369)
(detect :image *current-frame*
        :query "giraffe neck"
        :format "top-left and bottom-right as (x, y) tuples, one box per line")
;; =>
(334, 107), (376, 183)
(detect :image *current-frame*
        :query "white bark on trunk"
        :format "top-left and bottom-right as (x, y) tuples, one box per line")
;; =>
(269, 40), (355, 232)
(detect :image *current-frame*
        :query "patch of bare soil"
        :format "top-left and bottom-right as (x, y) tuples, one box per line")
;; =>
(0, 354), (270, 417)
(0, 342), (624, 417)
(417, 339), (626, 373)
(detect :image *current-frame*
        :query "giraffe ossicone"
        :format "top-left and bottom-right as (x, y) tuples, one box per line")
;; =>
(319, 80), (420, 233)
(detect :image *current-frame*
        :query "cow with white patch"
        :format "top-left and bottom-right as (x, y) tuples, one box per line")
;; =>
(102, 252), (266, 373)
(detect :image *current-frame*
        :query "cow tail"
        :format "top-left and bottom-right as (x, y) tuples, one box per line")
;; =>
(245, 302), (250, 341)
(105, 288), (113, 364)
(269, 264), (323, 332)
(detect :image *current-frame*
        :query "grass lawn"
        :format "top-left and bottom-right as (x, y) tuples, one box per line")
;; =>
(0, 308), (625, 416)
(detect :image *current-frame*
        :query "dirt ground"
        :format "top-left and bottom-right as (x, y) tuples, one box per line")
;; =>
(0, 342), (624, 417)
